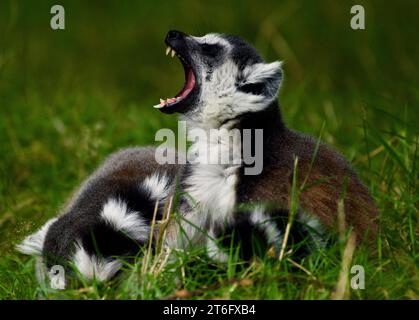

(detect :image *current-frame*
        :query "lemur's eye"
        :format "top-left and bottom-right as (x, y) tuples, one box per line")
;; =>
(238, 82), (265, 95)
(201, 43), (221, 57)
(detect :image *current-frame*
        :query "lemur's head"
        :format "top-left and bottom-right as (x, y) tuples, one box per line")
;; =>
(154, 30), (282, 126)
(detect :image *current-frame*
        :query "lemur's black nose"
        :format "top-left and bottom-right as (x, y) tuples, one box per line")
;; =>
(166, 30), (186, 42)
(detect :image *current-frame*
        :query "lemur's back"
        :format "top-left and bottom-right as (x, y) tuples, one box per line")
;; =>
(238, 128), (378, 242)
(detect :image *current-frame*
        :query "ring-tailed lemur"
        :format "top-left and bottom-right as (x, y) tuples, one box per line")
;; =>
(17, 147), (182, 287)
(155, 30), (379, 261)
(17, 31), (379, 287)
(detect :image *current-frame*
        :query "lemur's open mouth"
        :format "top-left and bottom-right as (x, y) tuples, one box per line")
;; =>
(153, 31), (198, 113)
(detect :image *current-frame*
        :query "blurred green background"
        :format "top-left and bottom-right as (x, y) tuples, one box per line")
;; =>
(0, 0), (417, 299)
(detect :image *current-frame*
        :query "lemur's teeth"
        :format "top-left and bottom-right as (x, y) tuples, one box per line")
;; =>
(154, 102), (166, 109)
(171, 49), (176, 58)
(165, 47), (171, 56)
(153, 99), (166, 109)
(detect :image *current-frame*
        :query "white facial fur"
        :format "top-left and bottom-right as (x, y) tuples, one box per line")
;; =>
(191, 33), (231, 47)
(185, 33), (283, 128)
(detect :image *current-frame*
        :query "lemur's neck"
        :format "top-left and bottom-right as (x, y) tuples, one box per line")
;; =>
(234, 100), (285, 133)
(185, 100), (285, 132)
(183, 100), (286, 171)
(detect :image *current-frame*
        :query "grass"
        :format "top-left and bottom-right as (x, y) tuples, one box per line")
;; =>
(0, 0), (418, 299)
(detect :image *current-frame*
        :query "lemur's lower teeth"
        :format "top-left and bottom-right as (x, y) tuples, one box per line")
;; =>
(153, 97), (179, 109)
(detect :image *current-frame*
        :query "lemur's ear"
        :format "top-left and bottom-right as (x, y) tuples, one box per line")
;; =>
(239, 61), (283, 97)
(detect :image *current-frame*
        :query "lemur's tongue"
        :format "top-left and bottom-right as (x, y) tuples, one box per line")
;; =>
(154, 65), (196, 109)
(181, 68), (195, 97)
